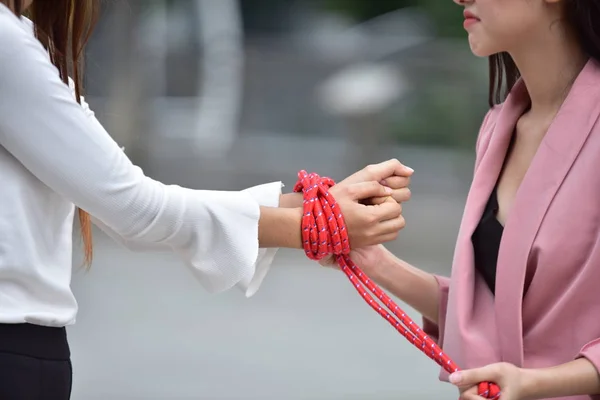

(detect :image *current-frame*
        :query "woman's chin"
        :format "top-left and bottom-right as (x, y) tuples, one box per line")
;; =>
(468, 40), (494, 58)
(471, 49), (492, 58)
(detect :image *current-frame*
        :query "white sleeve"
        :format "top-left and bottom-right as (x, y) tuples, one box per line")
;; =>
(0, 10), (281, 296)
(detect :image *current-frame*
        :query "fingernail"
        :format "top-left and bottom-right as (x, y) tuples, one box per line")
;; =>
(384, 186), (393, 194)
(405, 166), (414, 173)
(380, 179), (388, 185)
(449, 372), (462, 384)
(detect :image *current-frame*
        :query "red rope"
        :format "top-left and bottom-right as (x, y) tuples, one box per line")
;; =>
(294, 170), (501, 400)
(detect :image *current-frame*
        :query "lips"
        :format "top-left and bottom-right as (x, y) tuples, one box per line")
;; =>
(463, 10), (479, 20)
(463, 9), (480, 29)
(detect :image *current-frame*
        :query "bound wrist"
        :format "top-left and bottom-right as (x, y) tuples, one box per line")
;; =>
(258, 206), (303, 249)
(279, 193), (303, 208)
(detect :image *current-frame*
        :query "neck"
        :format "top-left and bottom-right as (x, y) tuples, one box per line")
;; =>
(509, 25), (587, 115)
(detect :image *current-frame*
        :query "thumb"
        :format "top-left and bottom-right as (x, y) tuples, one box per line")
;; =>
(318, 255), (339, 268)
(348, 181), (393, 201)
(449, 365), (498, 387)
(368, 159), (414, 181)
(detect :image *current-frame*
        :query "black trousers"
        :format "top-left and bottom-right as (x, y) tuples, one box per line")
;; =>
(0, 323), (72, 399)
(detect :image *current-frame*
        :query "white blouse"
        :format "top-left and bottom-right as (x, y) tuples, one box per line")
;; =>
(0, 6), (281, 327)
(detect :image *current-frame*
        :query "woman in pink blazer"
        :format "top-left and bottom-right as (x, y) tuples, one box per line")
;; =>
(323, 0), (600, 399)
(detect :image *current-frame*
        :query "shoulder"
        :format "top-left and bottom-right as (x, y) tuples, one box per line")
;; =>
(482, 104), (503, 130)
(475, 103), (503, 158)
(0, 7), (54, 83)
(0, 5), (30, 39)
(20, 16), (35, 35)
(0, 8), (39, 59)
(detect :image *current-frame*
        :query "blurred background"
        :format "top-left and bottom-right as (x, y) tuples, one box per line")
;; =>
(69, 0), (490, 398)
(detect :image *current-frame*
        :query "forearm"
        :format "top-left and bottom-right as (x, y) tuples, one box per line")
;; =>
(258, 206), (303, 249)
(522, 358), (600, 400)
(369, 252), (441, 323)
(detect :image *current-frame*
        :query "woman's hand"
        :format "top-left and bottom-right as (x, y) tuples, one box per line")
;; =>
(277, 159), (413, 249)
(319, 242), (394, 274)
(280, 159), (413, 208)
(337, 159), (413, 205)
(328, 183), (405, 248)
(318, 160), (413, 262)
(331, 160), (412, 248)
(451, 359), (600, 400)
(449, 363), (533, 400)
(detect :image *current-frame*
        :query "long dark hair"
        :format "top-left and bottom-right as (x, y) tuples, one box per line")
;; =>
(3, 0), (100, 265)
(488, 0), (600, 107)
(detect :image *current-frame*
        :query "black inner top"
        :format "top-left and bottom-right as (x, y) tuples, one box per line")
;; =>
(471, 187), (504, 294)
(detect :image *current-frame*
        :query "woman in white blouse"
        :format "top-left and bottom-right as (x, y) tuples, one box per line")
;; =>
(0, 0), (413, 398)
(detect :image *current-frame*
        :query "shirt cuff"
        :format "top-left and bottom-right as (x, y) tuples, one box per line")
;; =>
(422, 274), (451, 382)
(577, 338), (600, 375)
(236, 181), (284, 297)
(422, 274), (451, 346)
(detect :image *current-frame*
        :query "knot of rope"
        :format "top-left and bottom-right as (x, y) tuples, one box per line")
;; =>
(293, 170), (501, 399)
(293, 170), (349, 261)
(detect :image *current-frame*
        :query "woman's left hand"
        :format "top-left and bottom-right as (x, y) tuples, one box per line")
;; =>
(450, 362), (534, 400)
(336, 159), (413, 204)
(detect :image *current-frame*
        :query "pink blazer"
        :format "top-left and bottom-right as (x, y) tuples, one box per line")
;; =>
(424, 59), (600, 400)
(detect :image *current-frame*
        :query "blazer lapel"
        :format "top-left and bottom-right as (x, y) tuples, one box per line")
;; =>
(442, 81), (528, 371)
(471, 80), (530, 225)
(494, 59), (600, 366)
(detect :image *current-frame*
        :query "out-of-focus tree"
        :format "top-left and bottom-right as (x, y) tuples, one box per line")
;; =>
(318, 0), (482, 151)
(320, 0), (464, 38)
(417, 0), (465, 38)
(319, 0), (411, 21)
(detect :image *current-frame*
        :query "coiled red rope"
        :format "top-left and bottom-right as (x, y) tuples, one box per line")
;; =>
(293, 170), (501, 400)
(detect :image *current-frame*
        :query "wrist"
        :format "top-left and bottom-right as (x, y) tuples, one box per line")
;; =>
(520, 367), (545, 400)
(518, 358), (600, 400)
(280, 193), (303, 208)
(285, 207), (304, 249)
(367, 246), (401, 281)
(258, 206), (303, 249)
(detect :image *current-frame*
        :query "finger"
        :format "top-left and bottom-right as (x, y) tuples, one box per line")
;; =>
(362, 192), (406, 206)
(318, 255), (333, 266)
(373, 227), (403, 244)
(381, 175), (412, 203)
(461, 393), (486, 400)
(458, 385), (470, 394)
(347, 181), (393, 201)
(363, 195), (389, 206)
(390, 187), (411, 203)
(379, 214), (406, 232)
(449, 365), (500, 387)
(458, 386), (483, 400)
(364, 159), (414, 181)
(370, 217), (405, 244)
(350, 221), (404, 247)
(318, 255), (339, 269)
(380, 175), (411, 189)
(370, 199), (402, 221)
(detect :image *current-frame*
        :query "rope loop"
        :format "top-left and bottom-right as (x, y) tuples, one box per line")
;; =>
(293, 170), (349, 261)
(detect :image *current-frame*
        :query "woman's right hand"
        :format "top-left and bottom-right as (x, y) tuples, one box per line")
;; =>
(328, 183), (405, 249)
(319, 244), (393, 276)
